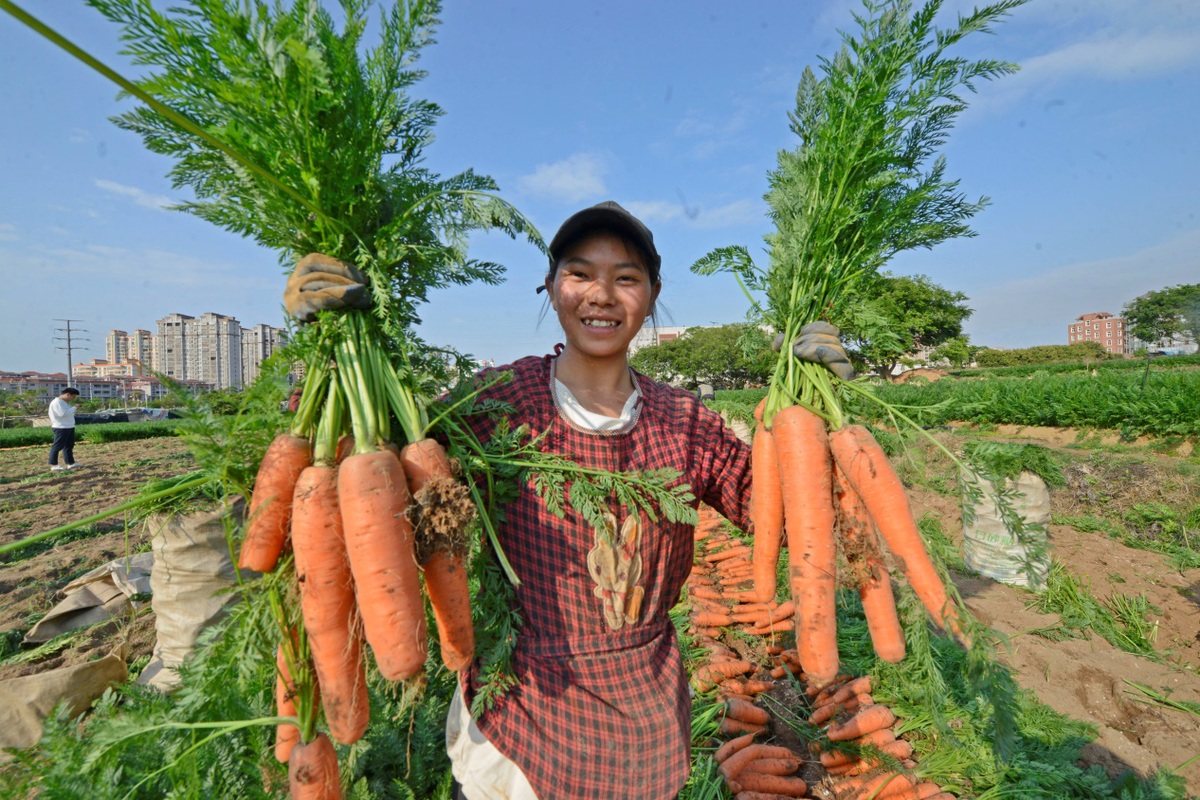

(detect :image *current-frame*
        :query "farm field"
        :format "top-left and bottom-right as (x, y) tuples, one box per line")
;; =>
(1, 420), (1198, 795)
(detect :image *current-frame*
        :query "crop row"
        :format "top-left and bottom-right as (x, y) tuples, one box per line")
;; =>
(870, 371), (1200, 436)
(0, 420), (181, 449)
(953, 353), (1200, 379)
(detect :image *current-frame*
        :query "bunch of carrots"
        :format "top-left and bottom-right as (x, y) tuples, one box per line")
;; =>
(238, 325), (479, 798)
(747, 395), (963, 685)
(692, 0), (1025, 690)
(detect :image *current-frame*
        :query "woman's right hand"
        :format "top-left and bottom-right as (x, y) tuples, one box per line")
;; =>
(283, 253), (372, 322)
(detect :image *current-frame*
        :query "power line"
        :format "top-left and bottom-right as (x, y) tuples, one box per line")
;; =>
(53, 319), (90, 384)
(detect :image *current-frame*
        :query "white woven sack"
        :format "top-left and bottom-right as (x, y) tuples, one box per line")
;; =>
(962, 470), (1051, 591)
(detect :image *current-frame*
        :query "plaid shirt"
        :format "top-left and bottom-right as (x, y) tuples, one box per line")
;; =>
(463, 354), (752, 799)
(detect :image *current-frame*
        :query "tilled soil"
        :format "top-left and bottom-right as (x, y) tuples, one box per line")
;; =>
(0, 436), (195, 680)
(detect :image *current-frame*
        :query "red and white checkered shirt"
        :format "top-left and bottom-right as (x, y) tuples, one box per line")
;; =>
(462, 354), (753, 799)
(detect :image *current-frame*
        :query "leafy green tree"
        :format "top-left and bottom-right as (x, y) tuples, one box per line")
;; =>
(0, 389), (43, 417)
(1123, 283), (1200, 348)
(930, 335), (978, 368)
(630, 324), (773, 390)
(842, 273), (973, 377)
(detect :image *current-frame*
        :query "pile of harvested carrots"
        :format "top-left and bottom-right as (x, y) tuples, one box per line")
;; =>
(241, 432), (475, 797)
(748, 399), (965, 687)
(690, 505), (959, 800)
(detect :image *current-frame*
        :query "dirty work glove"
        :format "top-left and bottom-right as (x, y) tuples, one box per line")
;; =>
(283, 253), (372, 323)
(773, 321), (856, 381)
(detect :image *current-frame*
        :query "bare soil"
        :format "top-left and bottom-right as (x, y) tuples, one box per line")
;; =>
(0, 437), (195, 680)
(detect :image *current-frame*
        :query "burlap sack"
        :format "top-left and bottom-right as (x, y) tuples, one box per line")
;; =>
(0, 652), (127, 762)
(136, 497), (246, 692)
(23, 552), (154, 644)
(962, 470), (1051, 590)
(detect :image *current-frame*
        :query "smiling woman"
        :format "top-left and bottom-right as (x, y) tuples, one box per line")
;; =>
(543, 202), (663, 417)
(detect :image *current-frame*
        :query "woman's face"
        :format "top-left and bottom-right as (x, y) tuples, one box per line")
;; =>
(546, 231), (661, 363)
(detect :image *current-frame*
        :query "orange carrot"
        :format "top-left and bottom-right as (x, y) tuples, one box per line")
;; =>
(741, 679), (776, 695)
(810, 693), (870, 726)
(714, 731), (759, 763)
(692, 659), (753, 691)
(694, 611), (736, 627)
(825, 739), (914, 776)
(707, 545), (753, 563)
(288, 732), (342, 800)
(735, 792), (794, 800)
(291, 466), (368, 745)
(739, 757), (799, 775)
(240, 433), (310, 572)
(335, 435), (355, 464)
(772, 405), (838, 685)
(750, 420), (785, 603)
(275, 644), (299, 763)
(838, 772), (916, 800)
(734, 600), (795, 625)
(691, 586), (725, 600)
(829, 425), (963, 641)
(821, 675), (872, 706)
(913, 784), (943, 799)
(338, 450), (427, 681)
(726, 697), (771, 726)
(719, 744), (798, 780)
(733, 772), (808, 796)
(819, 727), (896, 767)
(826, 704), (896, 741)
(721, 717), (768, 736)
(399, 438), (475, 672)
(834, 463), (906, 663)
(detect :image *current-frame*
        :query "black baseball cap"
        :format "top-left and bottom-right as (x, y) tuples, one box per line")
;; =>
(540, 201), (662, 293)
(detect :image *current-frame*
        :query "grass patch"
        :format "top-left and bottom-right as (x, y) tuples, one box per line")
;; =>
(0, 420), (181, 449)
(1033, 562), (1161, 658)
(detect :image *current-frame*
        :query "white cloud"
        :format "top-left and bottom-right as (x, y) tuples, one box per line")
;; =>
(625, 197), (764, 230)
(0, 223), (17, 242)
(1018, 30), (1200, 84)
(95, 179), (174, 211)
(517, 153), (608, 203)
(69, 128), (91, 144)
(965, 228), (1200, 347)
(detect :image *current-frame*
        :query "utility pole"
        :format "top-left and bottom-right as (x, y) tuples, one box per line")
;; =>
(54, 319), (90, 385)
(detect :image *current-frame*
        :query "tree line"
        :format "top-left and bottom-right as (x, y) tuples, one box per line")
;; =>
(629, 280), (1199, 389)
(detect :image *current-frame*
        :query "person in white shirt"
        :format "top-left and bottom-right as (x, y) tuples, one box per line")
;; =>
(48, 387), (81, 471)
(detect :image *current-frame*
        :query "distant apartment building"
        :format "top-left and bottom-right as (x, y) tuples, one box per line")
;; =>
(240, 323), (288, 385)
(152, 313), (286, 389)
(1067, 312), (1127, 356)
(73, 359), (148, 379)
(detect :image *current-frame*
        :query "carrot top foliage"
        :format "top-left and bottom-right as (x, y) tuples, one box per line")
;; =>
(692, 0), (1025, 427)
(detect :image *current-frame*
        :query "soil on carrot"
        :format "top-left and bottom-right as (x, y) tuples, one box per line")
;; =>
(0, 437), (196, 681)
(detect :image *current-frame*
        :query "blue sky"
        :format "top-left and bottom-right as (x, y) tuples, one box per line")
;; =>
(2, 0), (1198, 374)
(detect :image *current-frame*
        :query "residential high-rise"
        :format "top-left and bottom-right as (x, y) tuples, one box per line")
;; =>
(106, 329), (129, 363)
(153, 312), (244, 389)
(106, 328), (154, 369)
(1067, 312), (1127, 356)
(241, 323), (288, 385)
(154, 313), (194, 382)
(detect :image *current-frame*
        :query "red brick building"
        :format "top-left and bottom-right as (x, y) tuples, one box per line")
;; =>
(1067, 312), (1127, 355)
